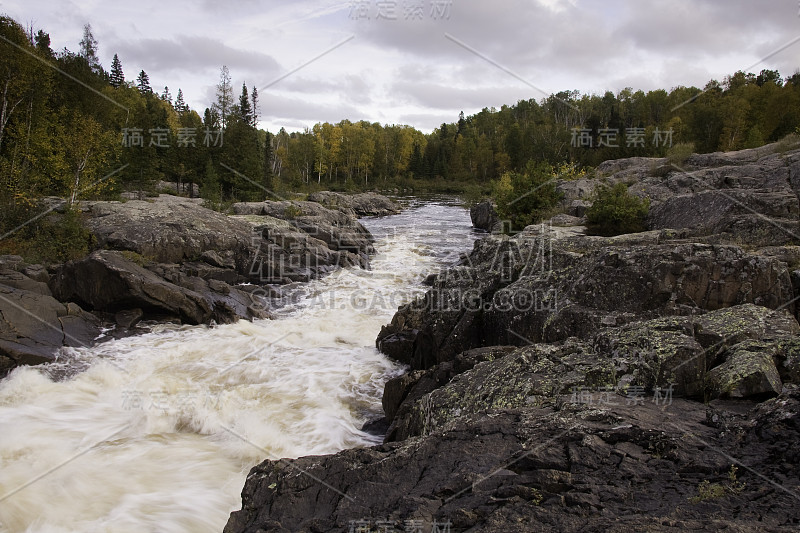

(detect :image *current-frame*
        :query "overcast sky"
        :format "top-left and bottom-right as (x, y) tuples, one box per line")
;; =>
(4, 0), (799, 133)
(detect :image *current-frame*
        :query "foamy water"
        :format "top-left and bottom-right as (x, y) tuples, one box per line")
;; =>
(0, 200), (476, 533)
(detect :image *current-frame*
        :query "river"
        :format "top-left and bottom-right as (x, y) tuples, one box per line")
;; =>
(0, 198), (477, 533)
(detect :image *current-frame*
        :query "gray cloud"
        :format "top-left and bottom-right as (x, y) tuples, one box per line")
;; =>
(261, 93), (363, 124)
(6, 0), (799, 133)
(111, 35), (281, 74)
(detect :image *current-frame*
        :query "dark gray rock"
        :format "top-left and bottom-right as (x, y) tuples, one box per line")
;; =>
(708, 342), (783, 399)
(469, 200), (499, 232)
(232, 201), (374, 269)
(0, 269), (52, 296)
(0, 283), (100, 373)
(50, 250), (213, 325)
(386, 305), (799, 441)
(377, 231), (795, 371)
(225, 389), (800, 533)
(233, 214), (368, 283)
(115, 308), (143, 329)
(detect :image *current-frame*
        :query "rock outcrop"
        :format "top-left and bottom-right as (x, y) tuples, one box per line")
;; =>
(480, 142), (800, 249)
(226, 389), (800, 533)
(83, 195), (256, 267)
(228, 145), (800, 533)
(376, 228), (795, 371)
(2, 193), (394, 374)
(0, 274), (100, 376)
(307, 191), (402, 217)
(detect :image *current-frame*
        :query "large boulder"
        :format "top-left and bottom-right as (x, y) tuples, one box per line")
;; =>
(83, 195), (257, 271)
(0, 282), (100, 374)
(49, 250), (213, 324)
(469, 200), (500, 232)
(708, 342), (783, 399)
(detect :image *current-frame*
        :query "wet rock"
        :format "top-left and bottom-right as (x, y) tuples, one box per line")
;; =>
(0, 283), (100, 373)
(470, 200), (499, 232)
(114, 308), (143, 329)
(50, 250), (212, 325)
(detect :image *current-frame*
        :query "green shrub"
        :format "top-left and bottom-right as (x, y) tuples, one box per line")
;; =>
(585, 183), (650, 236)
(689, 465), (745, 503)
(776, 132), (800, 154)
(666, 142), (695, 167)
(459, 183), (490, 208)
(284, 203), (303, 219)
(491, 161), (563, 232)
(0, 206), (94, 264)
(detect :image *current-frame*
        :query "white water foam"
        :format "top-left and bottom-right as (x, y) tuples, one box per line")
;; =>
(0, 201), (475, 533)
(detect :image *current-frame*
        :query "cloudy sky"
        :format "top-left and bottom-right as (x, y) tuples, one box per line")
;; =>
(4, 0), (799, 133)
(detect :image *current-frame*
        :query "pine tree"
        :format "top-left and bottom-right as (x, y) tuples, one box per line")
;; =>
(239, 82), (252, 125)
(161, 86), (172, 104)
(251, 86), (259, 127)
(262, 130), (274, 192)
(175, 89), (187, 114)
(213, 65), (232, 128)
(203, 107), (220, 131)
(79, 24), (100, 72)
(34, 30), (51, 57)
(136, 70), (152, 94)
(109, 54), (124, 88)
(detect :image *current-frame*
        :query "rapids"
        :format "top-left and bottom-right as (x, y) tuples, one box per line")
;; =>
(0, 198), (477, 533)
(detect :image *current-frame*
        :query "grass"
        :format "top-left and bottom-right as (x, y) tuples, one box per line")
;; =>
(689, 465), (745, 503)
(665, 142), (695, 167)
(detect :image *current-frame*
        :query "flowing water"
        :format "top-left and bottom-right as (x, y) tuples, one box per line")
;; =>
(0, 198), (477, 533)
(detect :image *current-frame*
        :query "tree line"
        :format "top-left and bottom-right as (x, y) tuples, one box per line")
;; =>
(1, 13), (799, 218)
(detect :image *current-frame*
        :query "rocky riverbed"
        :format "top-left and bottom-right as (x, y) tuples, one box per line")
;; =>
(0, 191), (400, 376)
(226, 143), (800, 532)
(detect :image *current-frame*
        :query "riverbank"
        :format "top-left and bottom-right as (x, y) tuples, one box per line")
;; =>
(226, 144), (800, 532)
(0, 192), (400, 377)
